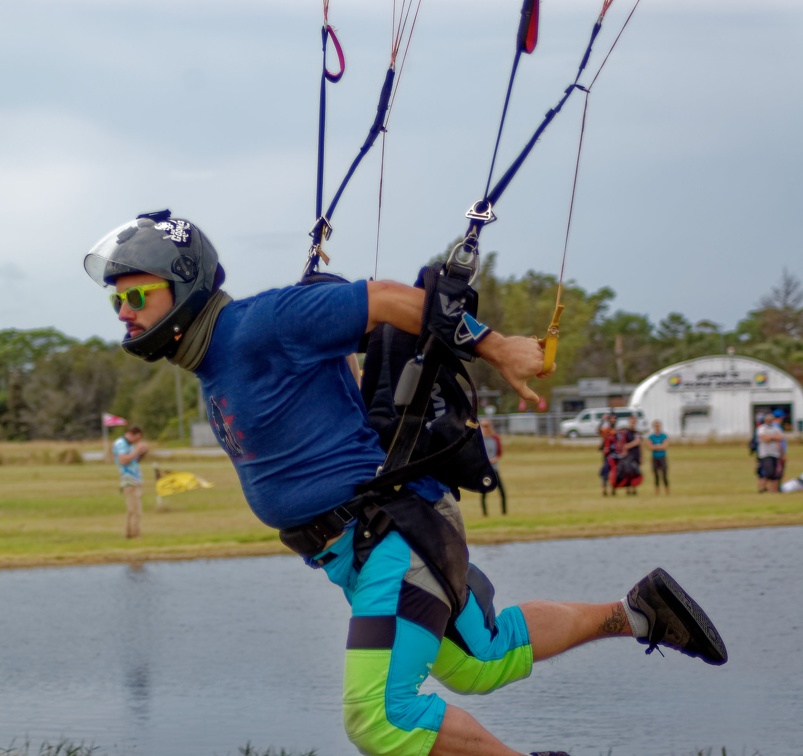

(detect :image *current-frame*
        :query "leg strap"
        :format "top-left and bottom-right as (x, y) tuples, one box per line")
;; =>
(353, 492), (469, 617)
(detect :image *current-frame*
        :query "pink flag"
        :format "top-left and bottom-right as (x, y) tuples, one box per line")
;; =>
(102, 412), (127, 427)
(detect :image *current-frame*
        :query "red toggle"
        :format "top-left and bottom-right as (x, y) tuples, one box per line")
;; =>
(325, 25), (346, 83)
(519, 0), (540, 54)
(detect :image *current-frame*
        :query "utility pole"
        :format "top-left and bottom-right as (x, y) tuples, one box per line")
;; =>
(615, 334), (627, 404)
(175, 366), (184, 443)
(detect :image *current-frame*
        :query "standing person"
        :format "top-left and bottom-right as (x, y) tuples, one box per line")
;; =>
(112, 424), (148, 538)
(772, 410), (787, 484)
(611, 414), (643, 495)
(85, 212), (727, 756)
(480, 418), (507, 516)
(757, 411), (785, 493)
(647, 420), (670, 495)
(624, 414), (643, 465)
(598, 412), (617, 496)
(749, 412), (764, 489)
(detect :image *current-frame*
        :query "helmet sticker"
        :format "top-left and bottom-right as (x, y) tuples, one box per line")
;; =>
(154, 219), (192, 246)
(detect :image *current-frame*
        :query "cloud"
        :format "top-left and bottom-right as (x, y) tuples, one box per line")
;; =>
(0, 263), (26, 283)
(2, 0), (801, 342)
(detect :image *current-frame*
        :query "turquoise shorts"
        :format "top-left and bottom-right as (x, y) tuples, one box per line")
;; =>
(317, 499), (533, 755)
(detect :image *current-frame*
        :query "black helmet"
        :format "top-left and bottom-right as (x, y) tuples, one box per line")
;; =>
(84, 210), (225, 361)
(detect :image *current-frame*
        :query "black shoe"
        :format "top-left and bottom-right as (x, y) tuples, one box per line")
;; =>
(627, 567), (728, 665)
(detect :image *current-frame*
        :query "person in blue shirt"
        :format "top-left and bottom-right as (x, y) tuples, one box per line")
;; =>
(757, 409), (786, 492)
(84, 211), (728, 756)
(112, 424), (149, 538)
(647, 420), (669, 495)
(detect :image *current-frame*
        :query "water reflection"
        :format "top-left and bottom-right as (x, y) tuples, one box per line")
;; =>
(1, 527), (802, 755)
(121, 565), (153, 730)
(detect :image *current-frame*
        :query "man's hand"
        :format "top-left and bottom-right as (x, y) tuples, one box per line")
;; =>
(476, 333), (556, 403)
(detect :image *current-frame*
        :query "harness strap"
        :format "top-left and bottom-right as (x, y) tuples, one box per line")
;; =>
(279, 492), (380, 558)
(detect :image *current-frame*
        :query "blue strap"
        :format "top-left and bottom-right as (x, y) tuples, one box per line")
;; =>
(485, 20), (601, 210)
(323, 67), (395, 231)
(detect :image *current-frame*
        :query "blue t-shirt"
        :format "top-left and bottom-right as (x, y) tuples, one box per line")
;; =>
(196, 282), (388, 530)
(113, 436), (142, 485)
(649, 433), (667, 459)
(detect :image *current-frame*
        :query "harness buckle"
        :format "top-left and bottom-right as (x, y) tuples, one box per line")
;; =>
(465, 199), (497, 224)
(308, 216), (333, 242)
(331, 505), (355, 525)
(445, 235), (480, 286)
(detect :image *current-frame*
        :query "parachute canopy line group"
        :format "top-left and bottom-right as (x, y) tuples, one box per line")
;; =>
(304, 0), (643, 372)
(306, 0), (424, 279)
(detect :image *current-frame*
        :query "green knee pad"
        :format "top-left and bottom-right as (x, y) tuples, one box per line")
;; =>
(343, 648), (442, 755)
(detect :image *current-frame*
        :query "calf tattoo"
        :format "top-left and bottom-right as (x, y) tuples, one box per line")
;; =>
(598, 603), (628, 636)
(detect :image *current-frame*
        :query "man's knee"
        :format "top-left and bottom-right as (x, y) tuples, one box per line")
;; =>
(433, 602), (532, 694)
(343, 649), (442, 755)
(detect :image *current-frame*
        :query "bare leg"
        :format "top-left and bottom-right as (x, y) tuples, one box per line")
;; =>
(431, 706), (523, 755)
(430, 601), (631, 755)
(521, 600), (631, 661)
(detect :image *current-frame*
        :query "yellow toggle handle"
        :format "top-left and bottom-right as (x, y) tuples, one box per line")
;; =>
(541, 302), (564, 374)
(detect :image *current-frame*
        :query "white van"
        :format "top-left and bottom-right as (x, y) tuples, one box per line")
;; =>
(560, 407), (648, 438)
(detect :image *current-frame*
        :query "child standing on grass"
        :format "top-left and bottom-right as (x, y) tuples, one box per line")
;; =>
(647, 420), (669, 495)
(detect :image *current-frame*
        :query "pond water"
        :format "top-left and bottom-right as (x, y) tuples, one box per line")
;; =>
(1, 526), (801, 756)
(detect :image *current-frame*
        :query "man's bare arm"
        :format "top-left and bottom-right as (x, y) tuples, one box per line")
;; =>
(366, 280), (425, 334)
(366, 280), (552, 402)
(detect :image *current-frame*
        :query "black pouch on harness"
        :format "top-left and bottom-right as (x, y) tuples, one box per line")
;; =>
(360, 322), (497, 493)
(353, 492), (470, 616)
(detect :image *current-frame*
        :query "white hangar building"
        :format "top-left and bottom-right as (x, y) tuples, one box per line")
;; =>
(630, 355), (803, 439)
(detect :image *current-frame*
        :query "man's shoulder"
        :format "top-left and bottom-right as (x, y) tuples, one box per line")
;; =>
(112, 436), (131, 459)
(230, 280), (367, 312)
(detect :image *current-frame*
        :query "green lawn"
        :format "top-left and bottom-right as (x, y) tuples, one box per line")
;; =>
(1, 438), (801, 569)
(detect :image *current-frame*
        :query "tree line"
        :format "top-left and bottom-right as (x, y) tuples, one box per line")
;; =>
(1, 265), (801, 441)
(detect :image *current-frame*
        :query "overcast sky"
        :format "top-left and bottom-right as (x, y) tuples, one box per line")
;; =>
(2, 0), (801, 344)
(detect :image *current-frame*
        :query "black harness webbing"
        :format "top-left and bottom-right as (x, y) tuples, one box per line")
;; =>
(357, 337), (480, 493)
(279, 491), (381, 560)
(356, 261), (486, 493)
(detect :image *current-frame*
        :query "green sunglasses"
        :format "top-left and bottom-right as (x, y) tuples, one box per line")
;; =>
(110, 282), (170, 313)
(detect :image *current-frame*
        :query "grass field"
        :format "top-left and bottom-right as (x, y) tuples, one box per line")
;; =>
(1, 437), (802, 570)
